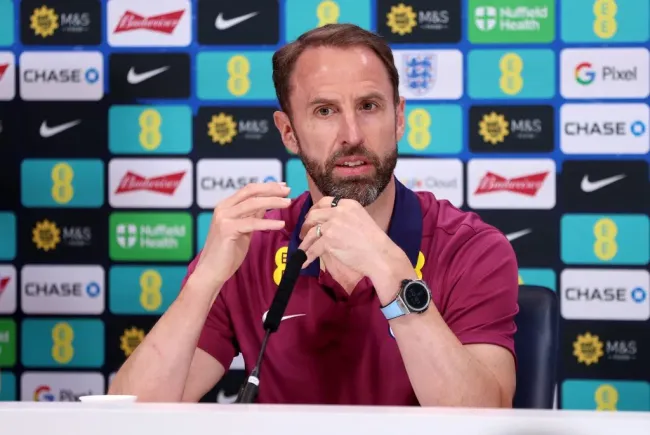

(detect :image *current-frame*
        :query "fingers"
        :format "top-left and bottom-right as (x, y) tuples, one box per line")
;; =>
(298, 223), (321, 252)
(298, 223), (329, 268)
(299, 208), (332, 239)
(299, 234), (326, 269)
(226, 195), (292, 219)
(309, 196), (355, 210)
(309, 196), (334, 210)
(231, 217), (285, 234)
(219, 182), (290, 209)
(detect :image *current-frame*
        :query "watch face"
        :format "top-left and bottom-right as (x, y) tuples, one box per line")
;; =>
(404, 282), (430, 311)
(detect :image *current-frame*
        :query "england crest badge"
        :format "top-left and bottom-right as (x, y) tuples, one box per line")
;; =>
(403, 54), (436, 96)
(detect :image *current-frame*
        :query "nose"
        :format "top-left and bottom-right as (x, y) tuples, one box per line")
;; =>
(339, 111), (364, 147)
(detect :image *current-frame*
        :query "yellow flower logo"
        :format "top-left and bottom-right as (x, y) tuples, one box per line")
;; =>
(386, 3), (417, 35)
(32, 219), (61, 251)
(573, 332), (604, 366)
(30, 6), (59, 38)
(120, 327), (146, 357)
(479, 112), (509, 145)
(207, 113), (238, 145)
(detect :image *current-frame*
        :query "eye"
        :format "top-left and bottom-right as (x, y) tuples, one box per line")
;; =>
(317, 107), (333, 116)
(361, 102), (378, 111)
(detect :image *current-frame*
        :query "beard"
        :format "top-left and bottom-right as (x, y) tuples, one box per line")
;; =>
(297, 142), (398, 207)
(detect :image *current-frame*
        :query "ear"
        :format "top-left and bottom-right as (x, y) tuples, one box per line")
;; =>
(395, 96), (406, 143)
(273, 111), (299, 154)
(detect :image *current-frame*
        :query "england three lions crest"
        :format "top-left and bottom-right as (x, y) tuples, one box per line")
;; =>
(404, 54), (436, 96)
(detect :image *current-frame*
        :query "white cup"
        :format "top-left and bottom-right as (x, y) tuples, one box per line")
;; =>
(78, 395), (137, 404)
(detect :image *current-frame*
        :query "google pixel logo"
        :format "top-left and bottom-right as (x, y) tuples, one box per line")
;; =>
(575, 62), (596, 85)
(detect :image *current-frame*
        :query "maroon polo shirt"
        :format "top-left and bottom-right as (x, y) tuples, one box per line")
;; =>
(182, 179), (519, 405)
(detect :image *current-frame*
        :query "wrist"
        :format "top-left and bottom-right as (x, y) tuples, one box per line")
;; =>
(372, 245), (417, 306)
(184, 268), (226, 304)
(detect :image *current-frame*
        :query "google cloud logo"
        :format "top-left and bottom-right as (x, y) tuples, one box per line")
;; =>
(575, 62), (596, 85)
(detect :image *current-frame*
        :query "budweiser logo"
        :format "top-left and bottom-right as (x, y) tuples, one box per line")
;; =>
(0, 64), (8, 80)
(475, 171), (549, 196)
(114, 10), (185, 34)
(115, 171), (186, 195)
(0, 276), (10, 295)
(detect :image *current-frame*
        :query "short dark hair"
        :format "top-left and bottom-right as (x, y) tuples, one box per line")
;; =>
(272, 24), (400, 116)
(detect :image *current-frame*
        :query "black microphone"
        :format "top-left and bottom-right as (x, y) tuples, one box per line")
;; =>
(235, 248), (307, 404)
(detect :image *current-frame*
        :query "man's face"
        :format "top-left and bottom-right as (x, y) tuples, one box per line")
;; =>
(277, 45), (405, 206)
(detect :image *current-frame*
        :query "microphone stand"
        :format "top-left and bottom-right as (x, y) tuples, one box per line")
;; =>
(235, 329), (271, 403)
(233, 248), (306, 404)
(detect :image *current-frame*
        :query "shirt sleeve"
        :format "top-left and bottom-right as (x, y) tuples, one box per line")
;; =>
(442, 228), (519, 363)
(179, 253), (239, 371)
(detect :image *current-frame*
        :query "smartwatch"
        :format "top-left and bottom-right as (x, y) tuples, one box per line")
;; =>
(380, 279), (432, 320)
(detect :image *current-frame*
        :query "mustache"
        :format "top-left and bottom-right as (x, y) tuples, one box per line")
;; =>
(325, 145), (381, 170)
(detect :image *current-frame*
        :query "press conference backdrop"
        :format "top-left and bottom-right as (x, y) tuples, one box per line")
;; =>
(0, 0), (648, 410)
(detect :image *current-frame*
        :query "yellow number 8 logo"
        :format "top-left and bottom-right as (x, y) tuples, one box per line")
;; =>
(593, 217), (618, 261)
(227, 55), (251, 97)
(594, 384), (618, 411)
(407, 109), (432, 151)
(317, 0), (340, 26)
(498, 53), (524, 96)
(593, 0), (618, 39)
(140, 269), (163, 311)
(139, 109), (162, 151)
(51, 322), (74, 364)
(50, 162), (74, 204)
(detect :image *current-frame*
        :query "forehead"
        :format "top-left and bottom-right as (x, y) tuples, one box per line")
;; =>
(290, 45), (392, 98)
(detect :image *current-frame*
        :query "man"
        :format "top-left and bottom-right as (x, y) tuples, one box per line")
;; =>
(109, 24), (519, 407)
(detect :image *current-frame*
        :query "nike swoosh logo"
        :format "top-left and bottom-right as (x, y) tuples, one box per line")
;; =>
(216, 390), (238, 404)
(40, 120), (81, 138)
(127, 66), (170, 85)
(580, 174), (626, 193)
(215, 12), (259, 30)
(505, 228), (532, 242)
(261, 310), (306, 323)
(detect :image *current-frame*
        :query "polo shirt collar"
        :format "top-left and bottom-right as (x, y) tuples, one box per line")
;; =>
(287, 177), (423, 277)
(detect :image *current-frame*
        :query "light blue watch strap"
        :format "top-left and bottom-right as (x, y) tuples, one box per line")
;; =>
(381, 299), (406, 320)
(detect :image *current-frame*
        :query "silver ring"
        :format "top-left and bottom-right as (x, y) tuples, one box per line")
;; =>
(316, 224), (322, 237)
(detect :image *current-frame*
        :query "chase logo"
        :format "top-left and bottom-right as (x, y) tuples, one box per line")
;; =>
(0, 0), (14, 46)
(468, 49), (555, 99)
(0, 212), (16, 260)
(109, 266), (187, 315)
(561, 380), (650, 411)
(197, 51), (275, 101)
(19, 51), (104, 101)
(397, 105), (462, 155)
(560, 269), (649, 321)
(561, 0), (649, 43)
(21, 319), (104, 368)
(20, 265), (105, 315)
(21, 159), (104, 208)
(561, 214), (649, 265)
(109, 105), (192, 154)
(285, 0), (372, 42)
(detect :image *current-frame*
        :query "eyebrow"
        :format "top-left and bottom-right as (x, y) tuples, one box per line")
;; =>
(308, 92), (387, 107)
